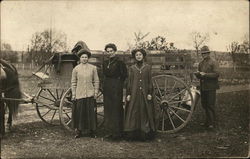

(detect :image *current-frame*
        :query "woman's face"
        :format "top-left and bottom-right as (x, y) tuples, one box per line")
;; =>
(106, 48), (116, 58)
(135, 51), (144, 62)
(80, 54), (89, 64)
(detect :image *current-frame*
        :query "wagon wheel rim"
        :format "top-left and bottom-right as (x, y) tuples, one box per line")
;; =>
(35, 88), (63, 125)
(152, 75), (194, 133)
(96, 89), (104, 128)
(59, 88), (104, 132)
(59, 88), (73, 131)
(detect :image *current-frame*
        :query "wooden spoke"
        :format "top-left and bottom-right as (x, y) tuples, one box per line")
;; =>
(170, 81), (177, 93)
(64, 112), (71, 119)
(56, 89), (59, 99)
(66, 120), (71, 126)
(155, 95), (161, 102)
(169, 105), (191, 113)
(168, 88), (187, 102)
(168, 107), (185, 123)
(47, 89), (57, 101)
(154, 79), (163, 98)
(41, 109), (52, 118)
(50, 110), (57, 123)
(168, 99), (191, 105)
(165, 108), (176, 129)
(64, 100), (73, 105)
(161, 110), (165, 131)
(39, 95), (55, 102)
(164, 77), (168, 99)
(59, 89), (65, 99)
(36, 103), (54, 107)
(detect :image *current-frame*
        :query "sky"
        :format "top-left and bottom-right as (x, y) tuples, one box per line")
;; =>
(1, 0), (249, 52)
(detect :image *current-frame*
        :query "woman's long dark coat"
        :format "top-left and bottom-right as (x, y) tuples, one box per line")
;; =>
(102, 57), (127, 136)
(124, 64), (156, 133)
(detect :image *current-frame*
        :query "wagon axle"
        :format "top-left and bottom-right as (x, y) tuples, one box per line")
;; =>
(160, 100), (169, 109)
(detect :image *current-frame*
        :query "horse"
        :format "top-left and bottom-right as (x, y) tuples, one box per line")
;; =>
(0, 59), (21, 136)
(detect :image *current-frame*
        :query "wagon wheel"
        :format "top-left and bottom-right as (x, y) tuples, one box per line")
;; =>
(59, 88), (104, 131)
(35, 87), (66, 125)
(152, 75), (194, 133)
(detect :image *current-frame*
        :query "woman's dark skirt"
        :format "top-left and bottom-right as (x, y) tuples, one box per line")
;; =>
(103, 78), (124, 137)
(72, 97), (96, 133)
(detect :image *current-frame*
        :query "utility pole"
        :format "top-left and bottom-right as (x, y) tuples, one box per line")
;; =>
(50, 14), (53, 55)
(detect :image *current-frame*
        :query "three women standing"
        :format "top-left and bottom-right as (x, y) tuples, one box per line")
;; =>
(71, 43), (156, 141)
(103, 43), (128, 140)
(124, 49), (156, 141)
(71, 49), (100, 138)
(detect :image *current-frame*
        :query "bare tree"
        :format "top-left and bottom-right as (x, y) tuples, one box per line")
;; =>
(131, 31), (150, 50)
(242, 34), (249, 53)
(29, 29), (67, 65)
(227, 41), (239, 71)
(191, 32), (210, 56)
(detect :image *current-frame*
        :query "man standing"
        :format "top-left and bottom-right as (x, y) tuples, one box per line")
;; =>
(195, 46), (220, 129)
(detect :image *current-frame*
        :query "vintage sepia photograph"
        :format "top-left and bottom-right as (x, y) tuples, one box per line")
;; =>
(0, 0), (249, 158)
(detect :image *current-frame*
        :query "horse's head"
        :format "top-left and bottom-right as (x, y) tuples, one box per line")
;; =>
(0, 64), (7, 80)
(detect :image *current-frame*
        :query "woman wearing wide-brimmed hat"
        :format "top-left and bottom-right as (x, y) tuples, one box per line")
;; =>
(102, 43), (128, 140)
(124, 48), (156, 141)
(71, 49), (99, 138)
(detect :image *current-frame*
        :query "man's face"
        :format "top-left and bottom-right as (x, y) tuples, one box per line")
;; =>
(201, 52), (210, 59)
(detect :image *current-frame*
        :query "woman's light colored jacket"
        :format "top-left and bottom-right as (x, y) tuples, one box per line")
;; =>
(71, 63), (99, 99)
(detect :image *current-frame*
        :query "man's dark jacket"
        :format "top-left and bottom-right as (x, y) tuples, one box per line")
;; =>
(195, 57), (220, 91)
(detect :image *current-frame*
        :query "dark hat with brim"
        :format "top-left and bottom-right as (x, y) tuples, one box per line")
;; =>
(131, 48), (147, 57)
(72, 41), (91, 54)
(200, 45), (210, 54)
(77, 49), (91, 58)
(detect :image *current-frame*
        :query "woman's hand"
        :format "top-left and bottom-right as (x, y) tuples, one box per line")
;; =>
(126, 95), (131, 102)
(147, 94), (152, 100)
(72, 96), (76, 101)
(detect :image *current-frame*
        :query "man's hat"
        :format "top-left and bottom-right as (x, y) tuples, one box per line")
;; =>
(200, 45), (210, 54)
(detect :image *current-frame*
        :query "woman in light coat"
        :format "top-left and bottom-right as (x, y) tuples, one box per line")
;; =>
(71, 49), (99, 138)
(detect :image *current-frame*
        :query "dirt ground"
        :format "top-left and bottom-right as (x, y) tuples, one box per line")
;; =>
(0, 83), (249, 158)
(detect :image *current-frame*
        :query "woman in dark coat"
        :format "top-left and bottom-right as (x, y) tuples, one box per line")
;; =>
(71, 49), (99, 138)
(124, 49), (156, 141)
(103, 43), (128, 140)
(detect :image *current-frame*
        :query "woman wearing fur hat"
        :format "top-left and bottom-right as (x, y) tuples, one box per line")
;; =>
(124, 48), (156, 141)
(71, 49), (99, 138)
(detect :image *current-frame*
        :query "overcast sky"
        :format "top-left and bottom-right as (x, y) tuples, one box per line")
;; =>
(1, 0), (249, 52)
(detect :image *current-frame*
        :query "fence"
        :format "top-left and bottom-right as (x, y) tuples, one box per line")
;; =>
(13, 63), (39, 70)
